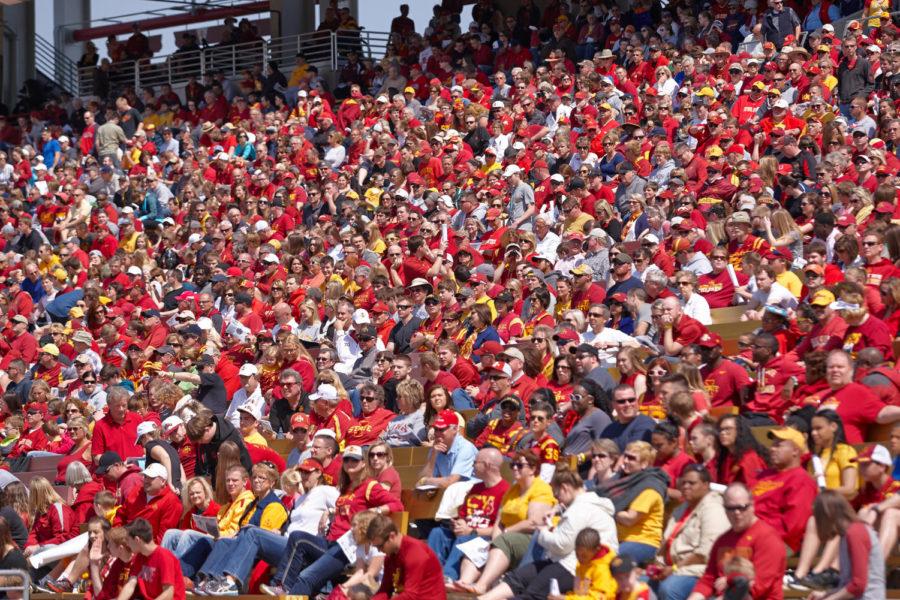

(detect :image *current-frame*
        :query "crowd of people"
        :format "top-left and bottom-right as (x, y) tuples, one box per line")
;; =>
(0, 0), (899, 598)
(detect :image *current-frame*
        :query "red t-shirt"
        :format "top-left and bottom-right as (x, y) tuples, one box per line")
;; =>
(130, 545), (185, 600)
(751, 466), (818, 552)
(843, 315), (895, 361)
(818, 382), (886, 445)
(716, 450), (768, 488)
(698, 269), (748, 309)
(744, 356), (805, 420)
(853, 476), (900, 510)
(344, 407), (397, 447)
(692, 519), (786, 600)
(458, 479), (511, 529)
(91, 411), (144, 461)
(701, 359), (752, 408)
(572, 283), (607, 312)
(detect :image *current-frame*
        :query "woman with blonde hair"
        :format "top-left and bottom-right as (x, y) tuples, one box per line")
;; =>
(177, 477), (220, 532)
(616, 347), (648, 400)
(648, 143), (676, 186)
(621, 195), (648, 242)
(531, 324), (557, 380)
(25, 476), (77, 556)
(757, 156), (778, 191)
(383, 379), (428, 447)
(296, 299), (321, 344)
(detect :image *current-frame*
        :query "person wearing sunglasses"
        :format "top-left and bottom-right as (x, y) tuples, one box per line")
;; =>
(344, 384), (395, 447)
(474, 395), (525, 457)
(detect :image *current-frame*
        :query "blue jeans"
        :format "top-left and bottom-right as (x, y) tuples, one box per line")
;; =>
(210, 527), (288, 587)
(198, 537), (241, 580)
(617, 542), (658, 564)
(278, 531), (349, 595)
(652, 574), (699, 600)
(161, 529), (214, 578)
(426, 525), (478, 580)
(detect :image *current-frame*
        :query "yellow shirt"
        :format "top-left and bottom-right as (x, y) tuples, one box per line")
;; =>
(38, 256), (61, 275)
(565, 547), (617, 600)
(118, 231), (140, 254)
(288, 65), (310, 87)
(618, 488), (664, 547)
(243, 431), (269, 447)
(475, 295), (497, 321)
(498, 478), (555, 529)
(564, 212), (593, 235)
(480, 161), (502, 176)
(776, 270), (803, 299)
(217, 490), (256, 537)
(819, 443), (857, 491)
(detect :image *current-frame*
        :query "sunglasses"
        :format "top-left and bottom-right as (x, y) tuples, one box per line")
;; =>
(369, 451), (388, 459)
(510, 462), (530, 470)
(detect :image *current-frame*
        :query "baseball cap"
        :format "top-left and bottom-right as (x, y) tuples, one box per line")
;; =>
(143, 463), (169, 480)
(569, 343), (599, 358)
(475, 340), (504, 356)
(299, 458), (323, 472)
(696, 332), (723, 348)
(570, 264), (594, 277)
(553, 329), (580, 344)
(343, 445), (365, 461)
(95, 451), (124, 475)
(809, 289), (835, 306)
(161, 415), (184, 434)
(610, 555), (637, 575)
(309, 384), (339, 402)
(853, 444), (892, 466)
(290, 412), (311, 431)
(499, 347), (525, 362)
(135, 421), (157, 445)
(767, 426), (808, 453)
(40, 343), (60, 357)
(238, 363), (259, 377)
(487, 361), (513, 378)
(433, 409), (459, 429)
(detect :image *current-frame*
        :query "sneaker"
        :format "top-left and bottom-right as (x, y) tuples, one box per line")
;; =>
(794, 571), (834, 591)
(259, 583), (287, 596)
(205, 579), (239, 596)
(785, 573), (811, 591)
(191, 579), (210, 596)
(45, 579), (73, 593)
(818, 568), (840, 589)
(33, 579), (57, 594)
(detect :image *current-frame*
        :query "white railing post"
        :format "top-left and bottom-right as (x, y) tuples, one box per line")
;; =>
(331, 31), (338, 71)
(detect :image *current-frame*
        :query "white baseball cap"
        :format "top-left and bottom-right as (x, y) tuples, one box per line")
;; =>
(142, 463), (168, 480)
(135, 421), (157, 445)
(188, 233), (203, 244)
(309, 384), (339, 402)
(238, 363), (259, 377)
(503, 164), (522, 177)
(161, 415), (184, 434)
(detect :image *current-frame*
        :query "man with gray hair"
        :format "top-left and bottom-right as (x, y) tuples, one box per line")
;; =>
(582, 229), (610, 282)
(533, 212), (560, 257)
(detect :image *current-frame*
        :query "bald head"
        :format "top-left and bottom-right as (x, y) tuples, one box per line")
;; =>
(857, 347), (884, 368)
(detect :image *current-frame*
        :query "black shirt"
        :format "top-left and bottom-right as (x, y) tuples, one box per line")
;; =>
(269, 397), (303, 435)
(198, 372), (228, 414)
(145, 439), (183, 492)
(0, 507), (27, 549)
(389, 317), (422, 354)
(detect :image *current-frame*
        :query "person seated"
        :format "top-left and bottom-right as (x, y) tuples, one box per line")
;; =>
(477, 464), (618, 600)
(855, 444), (900, 568)
(24, 477), (78, 561)
(648, 464), (730, 600)
(417, 410), (478, 489)
(686, 483), (786, 600)
(650, 421), (694, 503)
(595, 440), (667, 564)
(557, 528), (617, 600)
(789, 410), (859, 589)
(327, 511), (386, 599)
(518, 400), (560, 482)
(201, 446), (401, 596)
(87, 525), (134, 600)
(113, 463), (182, 542)
(161, 465), (260, 579)
(600, 385), (654, 452)
(474, 395), (525, 456)
(714, 415), (769, 489)
(750, 427), (818, 555)
(427, 448), (510, 581)
(382, 379), (428, 447)
(451, 450), (556, 595)
(343, 384), (396, 447)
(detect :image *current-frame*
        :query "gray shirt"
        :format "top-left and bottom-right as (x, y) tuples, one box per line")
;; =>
(507, 182), (535, 230)
(382, 407), (428, 447)
(583, 249), (610, 283)
(563, 409), (612, 456)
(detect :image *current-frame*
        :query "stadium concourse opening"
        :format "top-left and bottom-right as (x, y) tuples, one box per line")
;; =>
(4, 0), (900, 598)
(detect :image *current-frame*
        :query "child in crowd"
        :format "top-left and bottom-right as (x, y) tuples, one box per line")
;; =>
(548, 528), (616, 600)
(610, 555), (651, 600)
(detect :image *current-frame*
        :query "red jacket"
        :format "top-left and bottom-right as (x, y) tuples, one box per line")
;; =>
(71, 480), (104, 525)
(28, 501), (78, 547)
(116, 485), (182, 543)
(751, 466), (818, 552)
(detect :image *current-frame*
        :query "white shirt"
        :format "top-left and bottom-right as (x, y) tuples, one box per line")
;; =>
(749, 281), (798, 311)
(581, 327), (637, 364)
(683, 293), (712, 325)
(286, 485), (339, 535)
(224, 385), (264, 428)
(535, 231), (561, 258)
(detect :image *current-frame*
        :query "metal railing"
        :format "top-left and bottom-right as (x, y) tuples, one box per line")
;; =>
(34, 34), (80, 95)
(75, 28), (392, 98)
(0, 569), (30, 599)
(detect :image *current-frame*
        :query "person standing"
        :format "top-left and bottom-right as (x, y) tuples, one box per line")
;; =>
(367, 514), (446, 600)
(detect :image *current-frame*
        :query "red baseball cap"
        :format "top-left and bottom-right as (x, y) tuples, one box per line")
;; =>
(696, 332), (723, 348)
(290, 413), (311, 431)
(299, 458), (323, 472)
(475, 340), (504, 356)
(371, 302), (390, 314)
(433, 409), (459, 429)
(553, 329), (580, 344)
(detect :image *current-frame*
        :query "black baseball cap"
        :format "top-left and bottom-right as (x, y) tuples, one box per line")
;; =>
(95, 451), (124, 475)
